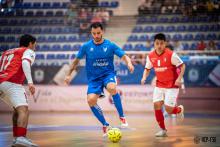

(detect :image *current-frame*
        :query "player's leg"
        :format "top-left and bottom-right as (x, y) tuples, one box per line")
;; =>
(153, 87), (167, 137)
(0, 82), (38, 146)
(87, 81), (110, 136)
(164, 88), (184, 120)
(104, 75), (128, 127)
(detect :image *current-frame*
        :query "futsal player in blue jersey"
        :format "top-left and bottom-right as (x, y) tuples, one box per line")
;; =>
(65, 22), (134, 136)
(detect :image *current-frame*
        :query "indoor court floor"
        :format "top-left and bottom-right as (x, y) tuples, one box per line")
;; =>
(0, 112), (220, 147)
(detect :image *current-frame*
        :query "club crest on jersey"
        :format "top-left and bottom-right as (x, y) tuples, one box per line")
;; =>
(164, 58), (167, 62)
(90, 48), (94, 52)
(103, 47), (107, 52)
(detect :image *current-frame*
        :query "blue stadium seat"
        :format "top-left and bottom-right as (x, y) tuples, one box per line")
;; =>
(199, 25), (209, 32)
(37, 36), (47, 42)
(128, 35), (138, 42)
(62, 2), (68, 8)
(187, 25), (198, 32)
(123, 44), (133, 51)
(190, 43), (197, 50)
(182, 43), (189, 50)
(159, 17), (168, 23)
(0, 45), (9, 52)
(0, 36), (5, 42)
(166, 26), (175, 32)
(110, 1), (119, 8)
(45, 11), (54, 17)
(144, 26), (153, 32)
(68, 36), (77, 42)
(183, 34), (193, 41)
(29, 19), (39, 25)
(39, 19), (48, 25)
(176, 25), (186, 32)
(139, 35), (149, 41)
(23, 3), (32, 9)
(134, 44), (146, 51)
(100, 1), (109, 7)
(206, 34), (217, 40)
(132, 26), (143, 33)
(6, 36), (16, 42)
(52, 44), (61, 51)
(63, 45), (72, 51)
(71, 54), (75, 59)
(41, 45), (50, 51)
(36, 54), (45, 60)
(26, 11), (34, 17)
(42, 2), (51, 9)
(57, 36), (67, 42)
(56, 54), (67, 59)
(23, 28), (32, 34)
(1, 28), (11, 34)
(172, 34), (183, 41)
(180, 17), (190, 22)
(42, 27), (51, 33)
(150, 17), (157, 23)
(48, 36), (56, 42)
(52, 2), (61, 8)
(137, 17), (147, 24)
(13, 28), (22, 34)
(9, 44), (17, 49)
(210, 24), (220, 31)
(73, 44), (81, 51)
(170, 16), (180, 23)
(33, 2), (41, 8)
(36, 11), (44, 17)
(155, 26), (164, 32)
(55, 11), (63, 17)
(78, 35), (88, 42)
(47, 54), (56, 59)
(195, 34), (205, 41)
(32, 28), (42, 34)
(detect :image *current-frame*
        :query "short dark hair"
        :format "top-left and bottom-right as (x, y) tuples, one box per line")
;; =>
(19, 34), (36, 47)
(154, 33), (166, 41)
(90, 22), (104, 30)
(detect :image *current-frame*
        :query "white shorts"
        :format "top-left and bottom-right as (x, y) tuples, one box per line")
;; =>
(153, 87), (179, 107)
(0, 81), (28, 108)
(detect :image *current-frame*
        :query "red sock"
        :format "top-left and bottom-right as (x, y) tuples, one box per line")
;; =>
(155, 110), (166, 130)
(16, 127), (27, 137)
(172, 106), (181, 114)
(13, 126), (17, 137)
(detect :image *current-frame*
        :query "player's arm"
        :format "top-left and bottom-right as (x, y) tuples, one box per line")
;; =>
(141, 56), (152, 85)
(22, 49), (36, 95)
(175, 64), (185, 86)
(113, 42), (134, 73)
(121, 55), (134, 73)
(171, 52), (186, 86)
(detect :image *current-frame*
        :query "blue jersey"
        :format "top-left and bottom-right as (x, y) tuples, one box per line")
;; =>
(76, 39), (125, 82)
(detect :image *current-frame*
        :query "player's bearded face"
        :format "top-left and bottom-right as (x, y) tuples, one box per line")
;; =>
(154, 40), (166, 53)
(91, 27), (103, 43)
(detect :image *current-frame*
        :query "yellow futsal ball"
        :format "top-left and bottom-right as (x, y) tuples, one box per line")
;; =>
(107, 128), (122, 143)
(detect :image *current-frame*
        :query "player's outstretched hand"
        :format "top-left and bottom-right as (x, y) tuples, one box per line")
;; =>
(128, 63), (134, 73)
(64, 75), (71, 85)
(141, 78), (146, 85)
(175, 78), (181, 86)
(28, 83), (35, 96)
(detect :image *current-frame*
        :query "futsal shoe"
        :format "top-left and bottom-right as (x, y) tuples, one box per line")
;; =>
(155, 129), (167, 137)
(177, 105), (184, 121)
(103, 125), (112, 137)
(120, 117), (128, 128)
(12, 136), (38, 147)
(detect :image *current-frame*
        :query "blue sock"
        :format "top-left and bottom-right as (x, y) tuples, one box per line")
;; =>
(112, 93), (124, 118)
(90, 105), (109, 126)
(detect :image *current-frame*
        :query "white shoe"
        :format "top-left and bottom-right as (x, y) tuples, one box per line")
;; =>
(13, 136), (38, 147)
(155, 129), (167, 137)
(120, 117), (128, 128)
(177, 105), (184, 121)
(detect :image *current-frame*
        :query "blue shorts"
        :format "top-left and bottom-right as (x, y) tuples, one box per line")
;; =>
(87, 74), (117, 95)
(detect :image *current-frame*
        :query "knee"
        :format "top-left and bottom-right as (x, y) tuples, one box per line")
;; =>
(154, 101), (163, 110)
(16, 106), (29, 116)
(107, 86), (117, 95)
(87, 97), (97, 107)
